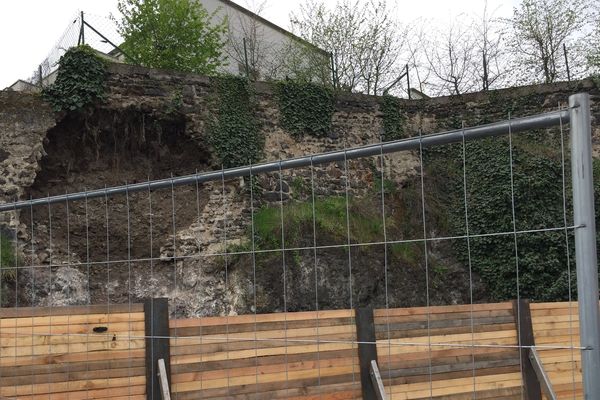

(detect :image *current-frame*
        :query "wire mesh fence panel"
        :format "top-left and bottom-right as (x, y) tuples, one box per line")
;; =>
(0, 93), (597, 399)
(27, 11), (123, 86)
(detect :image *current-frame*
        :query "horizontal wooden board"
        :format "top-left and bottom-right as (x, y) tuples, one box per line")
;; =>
(0, 304), (144, 318)
(0, 312), (145, 328)
(171, 309), (355, 328)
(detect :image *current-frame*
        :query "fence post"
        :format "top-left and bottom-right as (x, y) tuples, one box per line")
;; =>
(569, 92), (600, 400)
(144, 298), (171, 400)
(79, 11), (85, 45)
(512, 299), (541, 400)
(355, 307), (378, 400)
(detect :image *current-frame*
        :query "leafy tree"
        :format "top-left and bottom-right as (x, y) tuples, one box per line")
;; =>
(509, 0), (589, 84)
(589, 5), (600, 73)
(116, 0), (228, 75)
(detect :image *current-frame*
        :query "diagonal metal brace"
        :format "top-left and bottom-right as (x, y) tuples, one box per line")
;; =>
(369, 360), (387, 400)
(529, 348), (557, 400)
(157, 358), (172, 400)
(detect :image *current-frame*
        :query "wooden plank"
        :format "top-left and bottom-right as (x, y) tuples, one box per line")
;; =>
(377, 323), (517, 341)
(0, 338), (146, 358)
(375, 316), (515, 333)
(0, 376), (146, 396)
(170, 323), (355, 346)
(171, 356), (357, 384)
(170, 309), (355, 328)
(0, 365), (146, 387)
(0, 357), (145, 378)
(171, 342), (354, 365)
(388, 371), (522, 394)
(0, 330), (144, 347)
(13, 385), (146, 400)
(173, 371), (358, 398)
(0, 348), (145, 368)
(172, 364), (357, 392)
(171, 348), (356, 375)
(513, 299), (541, 400)
(373, 303), (513, 318)
(383, 365), (520, 389)
(0, 312), (145, 328)
(170, 330), (355, 356)
(356, 307), (377, 400)
(145, 298), (171, 400)
(373, 310), (514, 325)
(0, 303), (144, 318)
(171, 380), (361, 400)
(0, 320), (145, 335)
(171, 317), (355, 337)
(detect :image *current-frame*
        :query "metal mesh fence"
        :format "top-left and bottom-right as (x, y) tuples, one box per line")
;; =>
(28, 11), (122, 86)
(0, 94), (597, 398)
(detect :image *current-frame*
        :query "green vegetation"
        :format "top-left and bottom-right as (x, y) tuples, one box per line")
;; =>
(381, 95), (407, 141)
(275, 81), (335, 138)
(116, 0), (227, 75)
(42, 45), (108, 112)
(252, 197), (387, 249)
(208, 76), (264, 168)
(0, 234), (16, 281)
(425, 124), (576, 301)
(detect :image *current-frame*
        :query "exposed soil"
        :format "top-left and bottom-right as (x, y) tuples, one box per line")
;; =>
(10, 108), (212, 307)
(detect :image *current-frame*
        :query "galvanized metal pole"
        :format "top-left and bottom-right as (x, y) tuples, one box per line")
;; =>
(570, 92), (600, 400)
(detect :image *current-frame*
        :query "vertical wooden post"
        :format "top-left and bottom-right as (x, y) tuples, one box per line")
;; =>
(356, 307), (378, 400)
(513, 299), (541, 400)
(145, 298), (171, 400)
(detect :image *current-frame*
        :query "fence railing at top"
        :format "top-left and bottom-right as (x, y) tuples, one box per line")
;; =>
(0, 93), (597, 399)
(28, 11), (123, 87)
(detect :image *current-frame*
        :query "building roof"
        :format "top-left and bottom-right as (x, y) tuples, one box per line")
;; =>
(217, 0), (329, 56)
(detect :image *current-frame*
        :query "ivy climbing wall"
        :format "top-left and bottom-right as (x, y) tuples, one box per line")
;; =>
(1, 61), (599, 316)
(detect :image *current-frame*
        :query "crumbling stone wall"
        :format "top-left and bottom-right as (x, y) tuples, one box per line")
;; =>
(0, 91), (55, 231)
(1, 63), (598, 315)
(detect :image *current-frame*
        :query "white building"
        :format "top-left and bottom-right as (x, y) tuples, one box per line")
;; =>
(201, 0), (329, 81)
(4, 1), (330, 91)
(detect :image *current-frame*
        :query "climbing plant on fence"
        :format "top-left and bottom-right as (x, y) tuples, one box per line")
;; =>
(42, 45), (108, 112)
(275, 81), (335, 138)
(208, 76), (264, 168)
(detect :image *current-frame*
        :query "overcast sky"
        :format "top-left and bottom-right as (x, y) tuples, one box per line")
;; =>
(0, 0), (519, 89)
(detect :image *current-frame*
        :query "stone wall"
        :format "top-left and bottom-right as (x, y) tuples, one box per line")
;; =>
(1, 63), (599, 315)
(0, 91), (55, 231)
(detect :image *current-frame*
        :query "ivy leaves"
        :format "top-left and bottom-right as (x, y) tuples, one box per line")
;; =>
(429, 132), (576, 302)
(276, 81), (335, 138)
(381, 95), (408, 141)
(208, 77), (264, 168)
(42, 45), (108, 113)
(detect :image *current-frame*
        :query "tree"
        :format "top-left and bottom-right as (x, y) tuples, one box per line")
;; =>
(509, 0), (589, 84)
(116, 0), (227, 75)
(589, 4), (600, 73)
(474, 2), (508, 90)
(423, 20), (478, 96)
(225, 0), (268, 79)
(290, 0), (405, 95)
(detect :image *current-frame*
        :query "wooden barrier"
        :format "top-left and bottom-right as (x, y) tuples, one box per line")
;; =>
(530, 302), (583, 400)
(0, 301), (588, 399)
(168, 309), (362, 399)
(373, 302), (523, 399)
(0, 304), (146, 400)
